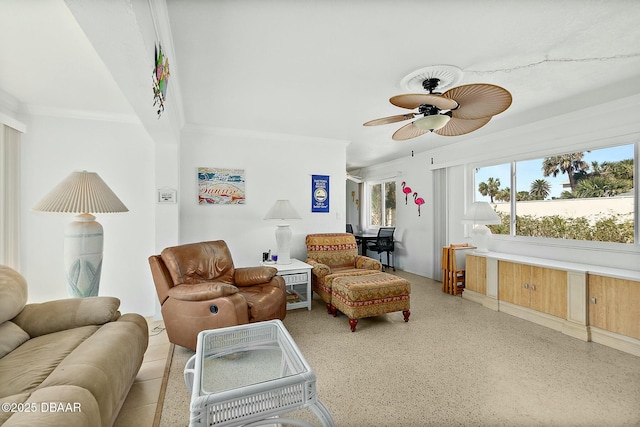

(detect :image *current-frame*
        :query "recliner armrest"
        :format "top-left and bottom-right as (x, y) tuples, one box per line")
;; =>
(167, 282), (239, 301)
(234, 266), (277, 286)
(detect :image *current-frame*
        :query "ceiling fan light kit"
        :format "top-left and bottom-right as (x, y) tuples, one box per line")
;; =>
(413, 114), (450, 131)
(365, 65), (512, 140)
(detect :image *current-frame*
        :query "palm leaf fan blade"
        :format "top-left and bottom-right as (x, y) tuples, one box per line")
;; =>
(363, 113), (415, 126)
(392, 122), (430, 141)
(435, 116), (491, 136)
(444, 84), (512, 120)
(390, 94), (458, 111)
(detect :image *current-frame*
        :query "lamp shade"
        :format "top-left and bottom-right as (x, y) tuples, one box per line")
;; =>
(33, 171), (127, 298)
(461, 202), (501, 225)
(413, 114), (451, 131)
(264, 200), (301, 220)
(33, 171), (128, 213)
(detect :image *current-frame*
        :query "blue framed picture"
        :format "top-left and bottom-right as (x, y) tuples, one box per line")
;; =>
(311, 175), (329, 213)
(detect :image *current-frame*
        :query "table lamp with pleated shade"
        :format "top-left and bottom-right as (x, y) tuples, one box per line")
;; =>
(33, 171), (128, 297)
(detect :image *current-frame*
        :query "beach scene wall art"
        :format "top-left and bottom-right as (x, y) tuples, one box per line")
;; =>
(198, 167), (246, 205)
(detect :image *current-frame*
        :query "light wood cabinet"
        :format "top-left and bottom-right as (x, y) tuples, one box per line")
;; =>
(589, 274), (640, 340)
(465, 254), (486, 294)
(498, 260), (567, 318)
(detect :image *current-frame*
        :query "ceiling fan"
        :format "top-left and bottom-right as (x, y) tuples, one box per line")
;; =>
(364, 66), (512, 140)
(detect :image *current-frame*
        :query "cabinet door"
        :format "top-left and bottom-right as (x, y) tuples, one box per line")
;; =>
(465, 254), (486, 294)
(498, 261), (530, 307)
(589, 274), (640, 340)
(529, 266), (567, 318)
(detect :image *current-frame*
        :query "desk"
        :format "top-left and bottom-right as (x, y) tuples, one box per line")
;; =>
(185, 320), (334, 426)
(353, 233), (377, 255)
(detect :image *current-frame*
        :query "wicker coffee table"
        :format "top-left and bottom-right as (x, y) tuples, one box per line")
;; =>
(184, 320), (334, 427)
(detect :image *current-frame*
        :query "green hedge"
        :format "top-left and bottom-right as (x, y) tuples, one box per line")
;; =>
(489, 212), (634, 243)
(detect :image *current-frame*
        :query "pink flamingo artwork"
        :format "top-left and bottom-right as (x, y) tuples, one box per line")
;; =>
(401, 181), (412, 205)
(413, 192), (425, 216)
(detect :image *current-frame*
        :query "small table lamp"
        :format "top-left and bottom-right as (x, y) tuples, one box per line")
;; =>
(461, 202), (501, 253)
(33, 171), (128, 297)
(264, 200), (301, 265)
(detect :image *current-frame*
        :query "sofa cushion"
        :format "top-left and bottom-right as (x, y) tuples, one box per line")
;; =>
(13, 297), (121, 338)
(0, 392), (30, 425)
(0, 325), (98, 398)
(38, 314), (148, 427)
(0, 321), (29, 359)
(0, 265), (28, 324)
(168, 282), (238, 301)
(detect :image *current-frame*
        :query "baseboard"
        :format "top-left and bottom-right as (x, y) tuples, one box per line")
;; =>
(462, 290), (499, 311)
(498, 301), (566, 333)
(461, 289), (484, 305)
(562, 320), (590, 342)
(590, 327), (640, 357)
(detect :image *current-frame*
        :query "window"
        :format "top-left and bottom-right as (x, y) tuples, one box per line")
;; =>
(368, 180), (396, 227)
(474, 143), (636, 244)
(473, 163), (510, 235)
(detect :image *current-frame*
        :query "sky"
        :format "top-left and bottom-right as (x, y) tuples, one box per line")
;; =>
(474, 143), (634, 201)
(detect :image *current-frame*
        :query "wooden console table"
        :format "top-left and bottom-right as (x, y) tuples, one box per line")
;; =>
(464, 251), (640, 357)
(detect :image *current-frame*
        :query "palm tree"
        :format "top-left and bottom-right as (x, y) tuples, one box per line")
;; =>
(530, 179), (551, 200)
(575, 176), (632, 198)
(495, 187), (511, 202)
(542, 153), (589, 192)
(603, 159), (634, 181)
(478, 177), (500, 203)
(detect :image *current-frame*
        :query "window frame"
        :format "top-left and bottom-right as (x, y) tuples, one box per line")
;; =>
(468, 140), (639, 248)
(365, 179), (396, 229)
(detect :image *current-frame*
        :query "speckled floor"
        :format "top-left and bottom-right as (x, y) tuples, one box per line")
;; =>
(156, 271), (640, 427)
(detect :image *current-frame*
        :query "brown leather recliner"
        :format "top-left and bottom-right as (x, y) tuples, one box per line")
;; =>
(149, 240), (287, 350)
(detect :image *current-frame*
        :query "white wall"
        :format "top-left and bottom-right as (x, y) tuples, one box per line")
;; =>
(178, 127), (348, 267)
(359, 153), (435, 278)
(21, 115), (158, 315)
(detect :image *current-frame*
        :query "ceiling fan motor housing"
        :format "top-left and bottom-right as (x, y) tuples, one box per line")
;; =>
(422, 78), (442, 94)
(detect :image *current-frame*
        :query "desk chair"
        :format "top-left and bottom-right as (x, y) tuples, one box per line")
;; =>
(346, 223), (362, 246)
(366, 227), (396, 271)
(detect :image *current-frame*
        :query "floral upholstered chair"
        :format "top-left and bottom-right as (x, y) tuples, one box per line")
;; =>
(305, 233), (382, 313)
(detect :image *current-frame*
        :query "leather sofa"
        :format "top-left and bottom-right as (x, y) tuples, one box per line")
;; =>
(0, 265), (148, 427)
(149, 240), (287, 351)
(305, 233), (382, 313)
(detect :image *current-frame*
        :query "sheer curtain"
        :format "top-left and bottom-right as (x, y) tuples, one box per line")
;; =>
(0, 124), (21, 269)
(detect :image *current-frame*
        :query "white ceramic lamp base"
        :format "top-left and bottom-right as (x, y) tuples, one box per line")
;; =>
(64, 213), (104, 297)
(471, 224), (492, 253)
(274, 223), (292, 264)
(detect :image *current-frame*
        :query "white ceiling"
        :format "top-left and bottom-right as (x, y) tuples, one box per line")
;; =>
(2, 0), (640, 170)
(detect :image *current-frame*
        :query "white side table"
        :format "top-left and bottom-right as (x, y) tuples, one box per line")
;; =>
(262, 258), (312, 310)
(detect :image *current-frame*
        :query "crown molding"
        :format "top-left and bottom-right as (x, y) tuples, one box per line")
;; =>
(25, 104), (141, 124)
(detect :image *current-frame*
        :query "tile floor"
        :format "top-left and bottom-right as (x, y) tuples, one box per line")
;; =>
(114, 318), (170, 427)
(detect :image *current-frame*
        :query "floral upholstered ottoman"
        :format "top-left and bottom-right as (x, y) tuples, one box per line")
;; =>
(330, 272), (410, 332)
